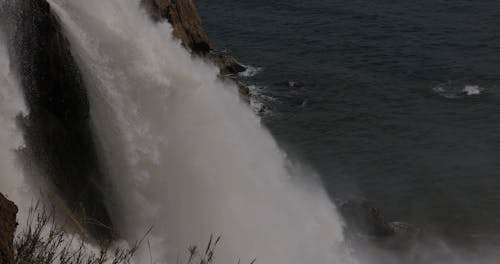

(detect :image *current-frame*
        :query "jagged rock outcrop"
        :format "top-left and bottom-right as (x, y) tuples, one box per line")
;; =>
(5, 0), (113, 240)
(0, 194), (17, 264)
(210, 52), (247, 75)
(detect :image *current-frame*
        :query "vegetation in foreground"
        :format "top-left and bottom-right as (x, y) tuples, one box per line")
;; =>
(14, 205), (137, 264)
(14, 205), (255, 264)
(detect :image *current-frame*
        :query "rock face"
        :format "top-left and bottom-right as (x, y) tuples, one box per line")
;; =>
(143, 0), (212, 54)
(210, 52), (247, 75)
(6, 0), (113, 240)
(0, 194), (17, 264)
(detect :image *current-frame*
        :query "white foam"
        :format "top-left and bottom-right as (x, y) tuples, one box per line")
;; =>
(433, 83), (485, 99)
(238, 64), (262, 77)
(462, 85), (483, 96)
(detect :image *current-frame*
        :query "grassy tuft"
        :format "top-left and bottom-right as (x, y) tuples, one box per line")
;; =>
(185, 234), (256, 264)
(14, 204), (138, 264)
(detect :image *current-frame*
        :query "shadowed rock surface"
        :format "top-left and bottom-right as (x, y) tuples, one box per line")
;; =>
(4, 0), (113, 240)
(0, 194), (17, 264)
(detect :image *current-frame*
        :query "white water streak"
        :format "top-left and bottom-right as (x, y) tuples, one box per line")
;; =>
(0, 34), (33, 222)
(48, 0), (352, 263)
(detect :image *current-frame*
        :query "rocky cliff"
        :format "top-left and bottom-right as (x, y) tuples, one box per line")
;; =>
(143, 0), (212, 54)
(142, 0), (249, 80)
(0, 194), (17, 264)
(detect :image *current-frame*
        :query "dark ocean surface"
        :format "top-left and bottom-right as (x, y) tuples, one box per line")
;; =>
(196, 0), (500, 256)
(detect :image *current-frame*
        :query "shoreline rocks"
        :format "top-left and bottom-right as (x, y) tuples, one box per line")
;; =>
(209, 50), (247, 75)
(339, 200), (419, 240)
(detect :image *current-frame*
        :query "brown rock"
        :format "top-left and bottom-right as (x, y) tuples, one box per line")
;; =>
(143, 0), (212, 54)
(210, 53), (247, 75)
(0, 193), (18, 264)
(236, 80), (250, 102)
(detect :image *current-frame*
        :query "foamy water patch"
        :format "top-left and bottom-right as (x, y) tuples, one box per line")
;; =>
(433, 83), (486, 99)
(238, 64), (262, 77)
(462, 85), (484, 96)
(248, 84), (278, 115)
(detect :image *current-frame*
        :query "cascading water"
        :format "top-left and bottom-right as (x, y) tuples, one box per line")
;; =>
(0, 35), (33, 219)
(43, 0), (353, 263)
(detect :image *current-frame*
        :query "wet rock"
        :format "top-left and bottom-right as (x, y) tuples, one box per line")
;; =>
(339, 200), (397, 238)
(209, 51), (247, 75)
(7, 0), (113, 240)
(236, 80), (251, 99)
(339, 200), (419, 238)
(0, 194), (17, 264)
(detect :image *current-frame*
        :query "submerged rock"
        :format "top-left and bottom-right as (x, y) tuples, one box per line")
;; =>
(339, 200), (396, 238)
(0, 194), (17, 264)
(339, 200), (419, 239)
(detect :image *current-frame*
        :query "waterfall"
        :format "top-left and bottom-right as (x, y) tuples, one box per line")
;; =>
(0, 0), (354, 262)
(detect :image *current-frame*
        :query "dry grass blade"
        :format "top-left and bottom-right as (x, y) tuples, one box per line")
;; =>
(14, 205), (138, 264)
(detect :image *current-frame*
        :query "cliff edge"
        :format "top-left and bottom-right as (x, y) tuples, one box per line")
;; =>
(143, 0), (212, 54)
(0, 194), (17, 264)
(142, 0), (248, 79)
